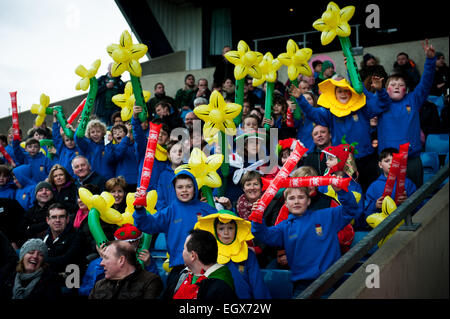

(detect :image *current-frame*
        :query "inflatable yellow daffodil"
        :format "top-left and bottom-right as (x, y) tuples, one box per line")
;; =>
(278, 39), (313, 81)
(317, 78), (366, 117)
(175, 148), (223, 189)
(312, 1), (355, 46)
(106, 30), (148, 77)
(224, 40), (263, 80)
(366, 196), (404, 247)
(252, 52), (282, 87)
(79, 188), (157, 227)
(124, 190), (158, 217)
(112, 81), (151, 121)
(30, 93), (51, 127)
(75, 59), (101, 91)
(195, 211), (254, 264)
(194, 90), (242, 138)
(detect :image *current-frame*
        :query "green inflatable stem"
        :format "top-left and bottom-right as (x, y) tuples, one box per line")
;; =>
(130, 75), (148, 123)
(201, 186), (215, 208)
(264, 82), (274, 131)
(50, 106), (73, 139)
(39, 139), (54, 147)
(339, 36), (364, 94)
(137, 231), (152, 269)
(87, 208), (108, 248)
(233, 78), (245, 126)
(218, 131), (229, 197)
(290, 79), (303, 121)
(76, 77), (98, 138)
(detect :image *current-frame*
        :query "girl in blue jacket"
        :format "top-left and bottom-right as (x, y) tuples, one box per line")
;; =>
(52, 115), (80, 178)
(251, 179), (358, 296)
(11, 164), (36, 210)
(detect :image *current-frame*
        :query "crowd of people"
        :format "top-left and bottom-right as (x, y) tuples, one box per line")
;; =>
(0, 39), (448, 300)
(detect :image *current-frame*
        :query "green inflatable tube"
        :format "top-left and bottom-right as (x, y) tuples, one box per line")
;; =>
(264, 82), (274, 131)
(233, 78), (245, 126)
(130, 75), (149, 123)
(88, 208), (108, 248)
(76, 77), (98, 138)
(339, 36), (364, 94)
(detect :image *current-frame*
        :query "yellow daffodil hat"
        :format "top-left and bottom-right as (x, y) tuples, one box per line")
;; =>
(194, 210), (254, 264)
(317, 78), (366, 117)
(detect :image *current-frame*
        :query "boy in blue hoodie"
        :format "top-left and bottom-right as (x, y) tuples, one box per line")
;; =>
(0, 165), (16, 199)
(12, 138), (54, 184)
(364, 148), (417, 219)
(105, 123), (138, 190)
(11, 164), (36, 210)
(375, 39), (437, 188)
(133, 169), (217, 298)
(251, 178), (358, 297)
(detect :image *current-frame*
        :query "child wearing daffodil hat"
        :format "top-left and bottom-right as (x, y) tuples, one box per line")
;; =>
(290, 75), (390, 192)
(195, 210), (271, 299)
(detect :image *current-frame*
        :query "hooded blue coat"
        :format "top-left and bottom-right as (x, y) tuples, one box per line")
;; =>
(12, 165), (36, 210)
(133, 170), (217, 267)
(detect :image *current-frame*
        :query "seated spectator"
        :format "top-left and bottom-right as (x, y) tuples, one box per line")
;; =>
(301, 125), (332, 176)
(0, 199), (26, 249)
(147, 82), (177, 117)
(175, 74), (197, 115)
(11, 164), (36, 211)
(392, 51), (421, 91)
(172, 229), (237, 300)
(89, 240), (163, 299)
(71, 155), (107, 192)
(359, 53), (388, 85)
(0, 164), (16, 199)
(48, 164), (78, 217)
(0, 238), (62, 299)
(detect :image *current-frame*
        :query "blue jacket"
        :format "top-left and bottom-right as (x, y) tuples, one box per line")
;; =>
(226, 249), (271, 299)
(74, 135), (114, 180)
(12, 140), (54, 183)
(133, 170), (217, 267)
(294, 117), (315, 153)
(376, 57), (437, 158)
(12, 165), (36, 210)
(0, 180), (16, 199)
(364, 174), (417, 219)
(155, 165), (176, 211)
(105, 136), (138, 185)
(52, 121), (80, 178)
(295, 88), (390, 158)
(252, 189), (358, 282)
(131, 116), (168, 191)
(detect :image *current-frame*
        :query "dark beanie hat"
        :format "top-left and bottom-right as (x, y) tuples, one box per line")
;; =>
(35, 181), (54, 197)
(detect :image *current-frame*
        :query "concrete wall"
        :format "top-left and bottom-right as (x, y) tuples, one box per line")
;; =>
(1, 37), (448, 136)
(330, 183), (449, 299)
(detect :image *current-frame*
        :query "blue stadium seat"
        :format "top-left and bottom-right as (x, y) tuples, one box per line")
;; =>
(421, 152), (440, 183)
(154, 233), (167, 250)
(425, 134), (449, 156)
(260, 269), (293, 299)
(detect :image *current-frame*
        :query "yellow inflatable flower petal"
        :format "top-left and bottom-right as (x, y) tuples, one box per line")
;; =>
(107, 30), (148, 77)
(317, 78), (366, 117)
(174, 148), (223, 189)
(193, 90), (242, 138)
(30, 93), (51, 127)
(277, 39), (313, 81)
(112, 81), (151, 121)
(312, 2), (355, 45)
(124, 190), (158, 221)
(366, 196), (404, 247)
(75, 59), (101, 91)
(195, 212), (254, 264)
(252, 52), (282, 87)
(155, 143), (168, 161)
(224, 40), (263, 80)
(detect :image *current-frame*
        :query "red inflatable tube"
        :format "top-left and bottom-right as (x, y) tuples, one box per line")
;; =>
(9, 92), (20, 141)
(394, 143), (409, 204)
(133, 122), (162, 206)
(0, 144), (15, 167)
(249, 142), (308, 223)
(68, 98), (86, 124)
(382, 152), (402, 198)
(261, 176), (351, 192)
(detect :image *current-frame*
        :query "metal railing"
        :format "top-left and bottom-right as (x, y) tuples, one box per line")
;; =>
(252, 24), (361, 51)
(296, 163), (449, 299)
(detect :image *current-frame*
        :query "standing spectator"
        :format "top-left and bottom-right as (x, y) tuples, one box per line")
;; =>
(392, 51), (421, 91)
(11, 165), (36, 211)
(175, 74), (197, 116)
(213, 45), (234, 88)
(429, 52), (449, 98)
(94, 63), (125, 126)
(147, 82), (177, 118)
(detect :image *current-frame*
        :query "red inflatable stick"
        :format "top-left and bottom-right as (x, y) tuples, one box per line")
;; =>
(286, 106), (294, 127)
(9, 92), (20, 141)
(382, 152), (402, 198)
(261, 176), (351, 192)
(0, 144), (15, 167)
(68, 98), (86, 124)
(133, 122), (162, 206)
(249, 142), (308, 224)
(394, 143), (409, 204)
